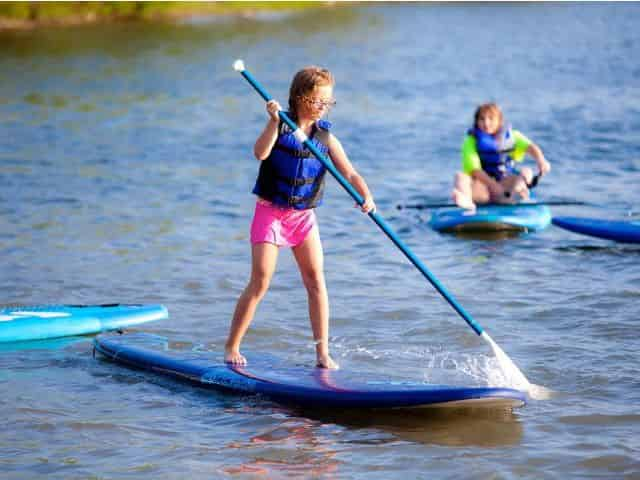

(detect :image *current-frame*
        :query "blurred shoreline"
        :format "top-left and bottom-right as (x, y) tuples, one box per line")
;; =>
(0, 1), (331, 31)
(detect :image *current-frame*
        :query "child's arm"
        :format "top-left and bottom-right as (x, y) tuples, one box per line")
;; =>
(253, 100), (282, 160)
(513, 130), (550, 177)
(526, 142), (551, 176)
(327, 134), (376, 213)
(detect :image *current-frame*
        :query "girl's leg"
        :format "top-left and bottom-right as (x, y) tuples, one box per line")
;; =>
(225, 242), (279, 365)
(501, 167), (533, 201)
(451, 172), (476, 209)
(471, 177), (491, 205)
(292, 226), (338, 369)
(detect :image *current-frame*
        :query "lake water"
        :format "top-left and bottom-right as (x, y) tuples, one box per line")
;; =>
(1, 3), (639, 478)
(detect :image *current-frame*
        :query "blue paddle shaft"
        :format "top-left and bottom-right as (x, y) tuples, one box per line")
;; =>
(237, 65), (484, 336)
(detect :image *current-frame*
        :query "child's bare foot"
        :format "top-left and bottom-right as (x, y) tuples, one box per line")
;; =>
(452, 189), (476, 210)
(316, 354), (339, 370)
(225, 348), (246, 366)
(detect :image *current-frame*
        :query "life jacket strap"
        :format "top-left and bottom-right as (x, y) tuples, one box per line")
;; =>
(276, 175), (317, 187)
(273, 144), (313, 158)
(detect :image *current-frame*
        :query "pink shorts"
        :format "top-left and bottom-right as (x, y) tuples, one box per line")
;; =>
(250, 199), (317, 247)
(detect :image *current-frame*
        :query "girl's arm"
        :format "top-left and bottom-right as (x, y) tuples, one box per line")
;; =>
(526, 142), (551, 176)
(327, 134), (376, 213)
(254, 100), (281, 160)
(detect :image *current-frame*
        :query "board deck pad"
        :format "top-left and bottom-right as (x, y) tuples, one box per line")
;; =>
(0, 304), (167, 343)
(430, 204), (552, 233)
(94, 333), (527, 410)
(552, 216), (640, 243)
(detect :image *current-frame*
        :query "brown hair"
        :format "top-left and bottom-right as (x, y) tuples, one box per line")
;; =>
(474, 103), (504, 130)
(288, 66), (335, 116)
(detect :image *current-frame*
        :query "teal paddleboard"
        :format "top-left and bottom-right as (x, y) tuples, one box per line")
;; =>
(430, 204), (552, 233)
(0, 304), (167, 343)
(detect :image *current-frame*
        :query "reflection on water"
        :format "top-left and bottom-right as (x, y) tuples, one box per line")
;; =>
(303, 406), (523, 448)
(555, 244), (640, 255)
(0, 7), (363, 59)
(225, 416), (340, 477)
(218, 405), (522, 478)
(441, 229), (525, 241)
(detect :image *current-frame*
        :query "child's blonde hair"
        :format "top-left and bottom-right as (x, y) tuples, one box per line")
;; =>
(474, 103), (504, 130)
(288, 66), (334, 116)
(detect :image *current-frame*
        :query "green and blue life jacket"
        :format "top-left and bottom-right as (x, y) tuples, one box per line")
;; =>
(470, 125), (517, 181)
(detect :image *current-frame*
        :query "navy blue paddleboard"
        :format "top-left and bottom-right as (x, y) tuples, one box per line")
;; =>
(0, 304), (167, 343)
(552, 216), (640, 244)
(430, 203), (551, 233)
(94, 333), (526, 410)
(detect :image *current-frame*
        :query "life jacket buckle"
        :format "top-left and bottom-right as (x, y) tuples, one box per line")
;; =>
(288, 196), (304, 206)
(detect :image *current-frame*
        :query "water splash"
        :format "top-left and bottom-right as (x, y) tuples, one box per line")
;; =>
(482, 332), (530, 390)
(482, 332), (553, 400)
(333, 339), (554, 400)
(528, 383), (554, 401)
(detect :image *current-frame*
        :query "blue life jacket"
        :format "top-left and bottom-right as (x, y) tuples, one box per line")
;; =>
(252, 115), (330, 210)
(470, 125), (516, 181)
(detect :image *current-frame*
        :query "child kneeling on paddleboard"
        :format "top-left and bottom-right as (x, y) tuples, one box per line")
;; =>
(451, 103), (551, 209)
(225, 66), (376, 369)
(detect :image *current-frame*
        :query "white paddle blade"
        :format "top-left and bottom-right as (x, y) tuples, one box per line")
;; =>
(481, 332), (531, 391)
(481, 332), (553, 400)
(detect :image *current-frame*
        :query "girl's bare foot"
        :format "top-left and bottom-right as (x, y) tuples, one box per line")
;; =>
(225, 348), (247, 366)
(316, 354), (339, 370)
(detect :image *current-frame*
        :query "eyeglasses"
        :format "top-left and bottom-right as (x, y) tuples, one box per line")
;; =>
(299, 96), (337, 109)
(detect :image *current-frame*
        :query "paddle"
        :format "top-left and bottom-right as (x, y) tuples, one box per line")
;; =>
(398, 200), (588, 210)
(233, 59), (535, 395)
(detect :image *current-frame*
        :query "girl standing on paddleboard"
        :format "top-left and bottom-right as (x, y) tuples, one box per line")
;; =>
(225, 66), (376, 369)
(451, 103), (551, 209)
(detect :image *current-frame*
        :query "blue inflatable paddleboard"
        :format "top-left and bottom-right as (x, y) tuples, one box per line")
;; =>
(0, 304), (167, 343)
(430, 204), (551, 233)
(94, 333), (526, 410)
(552, 216), (640, 244)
